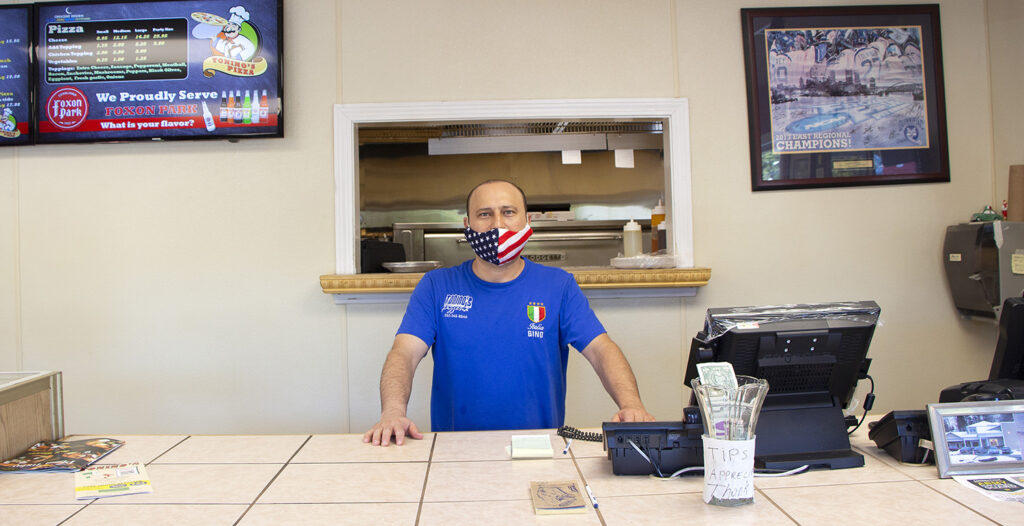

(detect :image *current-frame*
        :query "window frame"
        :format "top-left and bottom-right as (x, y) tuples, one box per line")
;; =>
(333, 98), (693, 274)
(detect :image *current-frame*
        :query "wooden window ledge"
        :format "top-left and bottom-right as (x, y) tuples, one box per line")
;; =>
(320, 267), (710, 295)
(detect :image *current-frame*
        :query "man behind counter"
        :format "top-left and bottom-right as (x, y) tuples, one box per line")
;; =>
(364, 179), (655, 446)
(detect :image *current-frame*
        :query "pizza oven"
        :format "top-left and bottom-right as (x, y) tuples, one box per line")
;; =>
(393, 220), (651, 269)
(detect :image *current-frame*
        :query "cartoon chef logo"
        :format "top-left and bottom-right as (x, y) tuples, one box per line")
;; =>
(0, 108), (20, 138)
(191, 5), (267, 78)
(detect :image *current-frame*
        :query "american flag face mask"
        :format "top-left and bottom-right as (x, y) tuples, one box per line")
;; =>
(463, 224), (533, 266)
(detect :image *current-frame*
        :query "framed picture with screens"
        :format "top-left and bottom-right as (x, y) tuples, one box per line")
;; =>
(33, 0), (282, 143)
(685, 301), (880, 470)
(0, 5), (33, 146)
(927, 399), (1024, 478)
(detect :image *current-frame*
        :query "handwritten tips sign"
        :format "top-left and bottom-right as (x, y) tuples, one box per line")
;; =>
(702, 436), (756, 506)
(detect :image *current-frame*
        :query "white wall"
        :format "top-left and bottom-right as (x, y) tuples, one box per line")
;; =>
(0, 150), (17, 372)
(339, 0), (1001, 429)
(3, 0), (345, 434)
(0, 0), (1014, 434)
(680, 0), (998, 418)
(0, 0), (31, 372)
(990, 0), (1024, 207)
(338, 0), (689, 428)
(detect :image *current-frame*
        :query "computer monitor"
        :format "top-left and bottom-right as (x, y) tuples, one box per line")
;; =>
(684, 301), (880, 470)
(990, 297), (1024, 381)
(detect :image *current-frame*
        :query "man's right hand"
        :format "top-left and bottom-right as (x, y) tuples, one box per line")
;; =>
(367, 335), (429, 446)
(362, 413), (424, 446)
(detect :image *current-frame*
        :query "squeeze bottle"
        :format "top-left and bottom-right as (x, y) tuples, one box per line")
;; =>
(623, 219), (642, 257)
(651, 199), (665, 252)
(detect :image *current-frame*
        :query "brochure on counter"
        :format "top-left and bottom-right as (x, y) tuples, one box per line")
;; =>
(75, 462), (153, 499)
(0, 438), (123, 472)
(953, 473), (1024, 503)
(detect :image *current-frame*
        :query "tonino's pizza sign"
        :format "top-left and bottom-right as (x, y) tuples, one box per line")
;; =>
(201, 56), (268, 78)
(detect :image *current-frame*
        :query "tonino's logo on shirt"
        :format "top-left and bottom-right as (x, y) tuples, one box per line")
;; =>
(527, 302), (545, 338)
(442, 294), (473, 319)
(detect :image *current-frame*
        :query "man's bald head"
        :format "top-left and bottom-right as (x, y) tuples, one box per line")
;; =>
(465, 179), (527, 215)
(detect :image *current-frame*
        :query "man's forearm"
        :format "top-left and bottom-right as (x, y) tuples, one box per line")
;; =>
(584, 335), (646, 410)
(596, 352), (645, 410)
(364, 335), (429, 445)
(379, 349), (417, 416)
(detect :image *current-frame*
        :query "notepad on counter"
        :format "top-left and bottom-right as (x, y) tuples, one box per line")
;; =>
(510, 434), (554, 459)
(529, 480), (587, 514)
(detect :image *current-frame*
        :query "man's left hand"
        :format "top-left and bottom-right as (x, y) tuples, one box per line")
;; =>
(611, 407), (656, 422)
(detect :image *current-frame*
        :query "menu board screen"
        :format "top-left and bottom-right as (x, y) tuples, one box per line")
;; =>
(35, 0), (282, 143)
(0, 5), (32, 146)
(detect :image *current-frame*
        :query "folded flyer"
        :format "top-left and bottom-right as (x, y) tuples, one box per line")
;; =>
(75, 462), (153, 500)
(0, 438), (124, 472)
(953, 473), (1024, 503)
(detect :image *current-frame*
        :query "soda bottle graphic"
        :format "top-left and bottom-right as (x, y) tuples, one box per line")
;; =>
(219, 91), (227, 122)
(233, 90), (242, 123)
(260, 89), (269, 122)
(202, 101), (216, 132)
(250, 88), (259, 124)
(242, 90), (251, 124)
(226, 91), (235, 123)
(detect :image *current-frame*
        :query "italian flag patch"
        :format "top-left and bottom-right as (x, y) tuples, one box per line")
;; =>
(527, 303), (546, 323)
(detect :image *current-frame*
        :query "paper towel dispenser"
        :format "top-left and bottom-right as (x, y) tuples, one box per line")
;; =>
(944, 222), (1024, 318)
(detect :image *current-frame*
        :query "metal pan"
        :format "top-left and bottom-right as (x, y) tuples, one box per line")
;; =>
(382, 261), (443, 273)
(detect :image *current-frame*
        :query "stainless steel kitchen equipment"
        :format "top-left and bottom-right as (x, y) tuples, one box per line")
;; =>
(393, 220), (651, 268)
(383, 261), (443, 273)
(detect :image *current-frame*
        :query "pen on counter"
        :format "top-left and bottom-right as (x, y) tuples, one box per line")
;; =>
(562, 439), (573, 455)
(585, 483), (598, 508)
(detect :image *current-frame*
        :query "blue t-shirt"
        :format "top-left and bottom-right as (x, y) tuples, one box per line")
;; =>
(397, 259), (606, 431)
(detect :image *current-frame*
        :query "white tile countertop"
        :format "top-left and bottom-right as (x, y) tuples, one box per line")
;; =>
(0, 427), (1019, 525)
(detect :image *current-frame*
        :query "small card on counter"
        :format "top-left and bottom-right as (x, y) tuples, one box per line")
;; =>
(510, 435), (553, 459)
(75, 462), (153, 500)
(529, 480), (587, 514)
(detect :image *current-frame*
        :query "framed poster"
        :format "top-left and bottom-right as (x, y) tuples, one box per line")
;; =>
(0, 5), (33, 146)
(741, 5), (949, 191)
(927, 400), (1024, 479)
